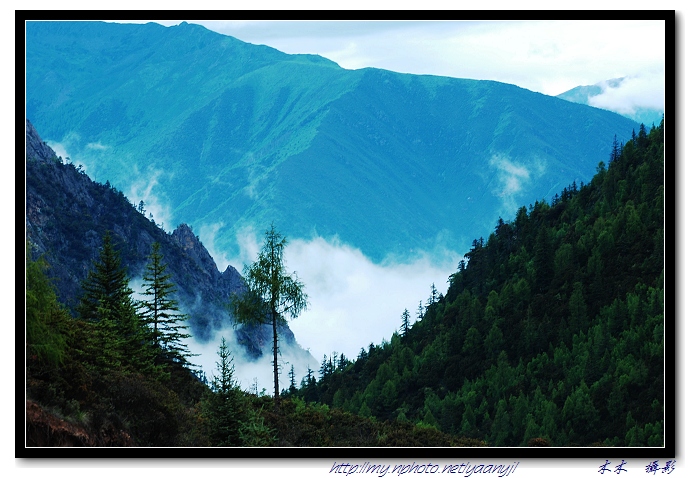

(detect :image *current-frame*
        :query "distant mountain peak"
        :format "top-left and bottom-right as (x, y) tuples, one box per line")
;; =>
(556, 76), (663, 127)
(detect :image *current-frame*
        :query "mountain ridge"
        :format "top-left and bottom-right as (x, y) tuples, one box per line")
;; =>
(25, 119), (308, 363)
(26, 20), (641, 262)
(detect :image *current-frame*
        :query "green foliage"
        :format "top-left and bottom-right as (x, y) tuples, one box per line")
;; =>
(26, 247), (69, 368)
(139, 242), (194, 367)
(27, 230), (215, 446)
(262, 397), (485, 447)
(202, 337), (246, 446)
(76, 232), (160, 376)
(26, 114), (664, 447)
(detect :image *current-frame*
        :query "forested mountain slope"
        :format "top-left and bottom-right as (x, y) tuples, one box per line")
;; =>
(293, 121), (666, 447)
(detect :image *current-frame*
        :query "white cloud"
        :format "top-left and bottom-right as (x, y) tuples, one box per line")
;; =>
(487, 153), (547, 220)
(170, 19), (663, 98)
(489, 154), (530, 198)
(45, 141), (71, 165)
(86, 142), (109, 150)
(205, 228), (460, 368)
(197, 222), (235, 271)
(46, 132), (107, 176)
(126, 168), (173, 232)
(186, 324), (319, 395)
(283, 236), (460, 362)
(588, 71), (665, 116)
(185, 326), (268, 393)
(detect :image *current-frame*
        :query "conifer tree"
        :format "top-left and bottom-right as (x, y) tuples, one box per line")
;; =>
(77, 232), (154, 373)
(230, 223), (308, 410)
(338, 353), (348, 369)
(203, 337), (243, 446)
(139, 242), (195, 367)
(288, 364), (297, 393)
(417, 301), (425, 321)
(400, 308), (411, 337)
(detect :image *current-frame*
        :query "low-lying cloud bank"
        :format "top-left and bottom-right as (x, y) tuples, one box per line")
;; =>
(587, 71), (664, 122)
(186, 327), (319, 395)
(285, 236), (460, 363)
(201, 227), (462, 374)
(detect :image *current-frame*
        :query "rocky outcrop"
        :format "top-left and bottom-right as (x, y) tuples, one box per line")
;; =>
(25, 119), (265, 351)
(171, 223), (217, 278)
(26, 119), (59, 164)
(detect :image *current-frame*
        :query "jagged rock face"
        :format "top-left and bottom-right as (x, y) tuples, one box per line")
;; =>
(171, 223), (218, 280)
(24, 119), (270, 352)
(26, 119), (59, 164)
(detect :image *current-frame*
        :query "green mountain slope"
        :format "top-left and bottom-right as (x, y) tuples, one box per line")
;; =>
(294, 122), (666, 447)
(25, 20), (640, 262)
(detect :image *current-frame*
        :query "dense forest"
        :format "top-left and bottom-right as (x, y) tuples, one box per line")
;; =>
(25, 119), (664, 448)
(287, 120), (666, 447)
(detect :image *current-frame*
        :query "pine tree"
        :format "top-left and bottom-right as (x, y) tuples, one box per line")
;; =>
(203, 337), (243, 446)
(428, 283), (438, 306)
(417, 300), (425, 321)
(400, 308), (411, 337)
(139, 242), (195, 367)
(609, 135), (621, 164)
(77, 232), (153, 373)
(288, 364), (297, 393)
(230, 223), (308, 410)
(320, 354), (330, 379)
(78, 231), (132, 323)
(338, 353), (348, 369)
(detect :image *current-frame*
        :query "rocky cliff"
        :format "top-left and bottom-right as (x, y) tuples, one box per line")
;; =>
(25, 119), (295, 356)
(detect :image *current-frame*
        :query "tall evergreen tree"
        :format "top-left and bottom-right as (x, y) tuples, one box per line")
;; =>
(77, 231), (133, 323)
(77, 231), (153, 373)
(288, 364), (297, 393)
(139, 242), (194, 367)
(609, 135), (621, 164)
(230, 223), (308, 410)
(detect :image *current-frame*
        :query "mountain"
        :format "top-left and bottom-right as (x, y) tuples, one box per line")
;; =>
(294, 120), (665, 447)
(25, 119), (307, 361)
(25, 20), (640, 263)
(557, 77), (664, 128)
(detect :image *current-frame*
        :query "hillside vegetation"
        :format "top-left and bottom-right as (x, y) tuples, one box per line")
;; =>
(288, 121), (665, 447)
